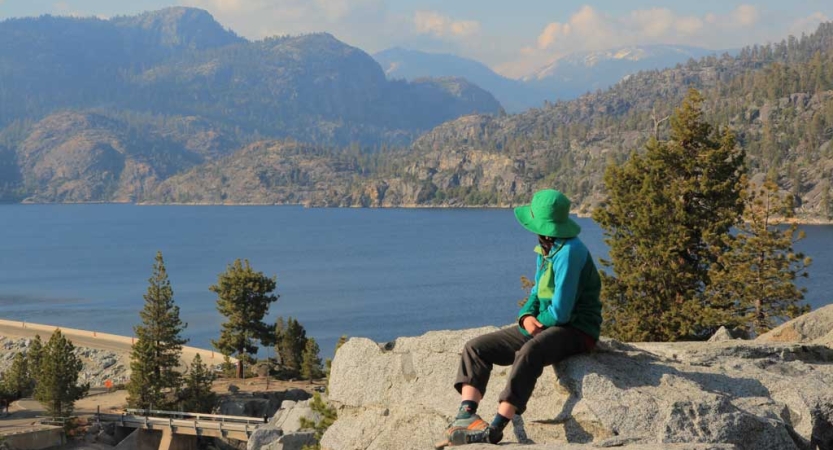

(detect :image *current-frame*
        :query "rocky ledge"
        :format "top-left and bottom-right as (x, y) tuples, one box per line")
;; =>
(322, 305), (833, 450)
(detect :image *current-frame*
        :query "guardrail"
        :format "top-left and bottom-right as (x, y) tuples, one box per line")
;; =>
(99, 413), (259, 440)
(124, 409), (267, 425)
(37, 416), (76, 427)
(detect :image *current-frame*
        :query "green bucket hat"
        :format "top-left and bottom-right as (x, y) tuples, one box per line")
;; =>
(514, 189), (581, 238)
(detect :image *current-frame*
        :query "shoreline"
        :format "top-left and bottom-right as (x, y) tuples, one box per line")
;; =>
(5, 201), (832, 225)
(0, 318), (233, 368)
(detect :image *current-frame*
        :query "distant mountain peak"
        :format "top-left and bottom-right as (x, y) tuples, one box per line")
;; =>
(111, 6), (242, 50)
(524, 44), (716, 84)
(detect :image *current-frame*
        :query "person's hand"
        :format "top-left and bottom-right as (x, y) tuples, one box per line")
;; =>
(522, 316), (544, 336)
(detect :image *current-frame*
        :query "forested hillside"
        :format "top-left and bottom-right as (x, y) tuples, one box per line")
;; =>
(3, 10), (832, 219)
(0, 7), (501, 202)
(324, 22), (833, 220)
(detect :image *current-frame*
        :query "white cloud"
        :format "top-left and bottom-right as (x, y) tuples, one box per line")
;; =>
(788, 12), (830, 37)
(675, 16), (704, 35)
(537, 22), (569, 50)
(498, 4), (792, 78)
(628, 8), (675, 38)
(414, 10), (480, 39)
(733, 4), (760, 27)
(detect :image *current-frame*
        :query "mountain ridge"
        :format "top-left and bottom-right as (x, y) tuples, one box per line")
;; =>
(0, 7), (503, 202)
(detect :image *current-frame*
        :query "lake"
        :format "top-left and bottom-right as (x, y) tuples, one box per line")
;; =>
(0, 204), (830, 358)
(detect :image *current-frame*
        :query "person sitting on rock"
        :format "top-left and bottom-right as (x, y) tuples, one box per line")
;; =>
(436, 189), (602, 447)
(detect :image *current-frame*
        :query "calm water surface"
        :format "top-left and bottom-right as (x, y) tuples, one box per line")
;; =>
(0, 205), (830, 357)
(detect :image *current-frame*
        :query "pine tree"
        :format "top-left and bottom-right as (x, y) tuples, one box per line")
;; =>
(274, 317), (286, 368)
(181, 354), (216, 413)
(126, 338), (163, 410)
(34, 329), (89, 418)
(300, 338), (322, 381)
(275, 317), (307, 378)
(211, 259), (278, 378)
(28, 335), (44, 380)
(593, 89), (746, 341)
(4, 352), (32, 399)
(126, 251), (188, 410)
(707, 181), (812, 335)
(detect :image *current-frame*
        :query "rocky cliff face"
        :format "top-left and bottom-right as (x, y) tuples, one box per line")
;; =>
(322, 306), (833, 449)
(15, 112), (211, 203)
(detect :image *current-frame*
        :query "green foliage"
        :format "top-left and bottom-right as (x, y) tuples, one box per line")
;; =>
(211, 259), (278, 378)
(706, 181), (812, 335)
(593, 90), (746, 341)
(275, 317), (307, 379)
(27, 335), (44, 379)
(126, 338), (163, 410)
(300, 338), (323, 381)
(299, 392), (338, 450)
(220, 355), (237, 379)
(180, 354), (217, 413)
(2, 353), (33, 399)
(33, 329), (89, 418)
(127, 251), (188, 410)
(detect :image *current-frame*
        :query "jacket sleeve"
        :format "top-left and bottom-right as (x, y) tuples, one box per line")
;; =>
(536, 244), (587, 327)
(517, 254), (542, 326)
(518, 293), (540, 326)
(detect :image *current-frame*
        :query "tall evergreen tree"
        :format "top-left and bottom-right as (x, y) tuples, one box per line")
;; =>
(593, 89), (746, 341)
(275, 317), (307, 378)
(126, 338), (163, 410)
(706, 181), (812, 335)
(126, 251), (188, 409)
(211, 259), (278, 378)
(300, 338), (323, 381)
(180, 354), (216, 413)
(4, 352), (32, 399)
(33, 329), (88, 418)
(28, 335), (44, 381)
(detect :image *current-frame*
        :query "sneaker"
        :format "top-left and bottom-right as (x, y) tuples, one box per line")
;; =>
(434, 414), (492, 448)
(488, 426), (504, 444)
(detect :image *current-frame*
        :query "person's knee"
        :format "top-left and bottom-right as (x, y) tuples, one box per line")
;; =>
(464, 336), (487, 355)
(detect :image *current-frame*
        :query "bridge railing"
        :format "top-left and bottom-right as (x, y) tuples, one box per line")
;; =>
(99, 412), (259, 439)
(37, 416), (77, 427)
(123, 409), (267, 425)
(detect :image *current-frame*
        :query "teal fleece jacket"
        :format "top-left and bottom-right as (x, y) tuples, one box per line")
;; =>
(517, 237), (602, 340)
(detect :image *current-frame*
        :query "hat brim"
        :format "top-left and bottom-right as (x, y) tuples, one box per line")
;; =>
(514, 205), (581, 238)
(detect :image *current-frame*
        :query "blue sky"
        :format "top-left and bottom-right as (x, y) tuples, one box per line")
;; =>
(1, 0), (831, 77)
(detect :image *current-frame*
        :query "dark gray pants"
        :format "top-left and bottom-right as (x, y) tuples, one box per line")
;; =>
(454, 325), (588, 415)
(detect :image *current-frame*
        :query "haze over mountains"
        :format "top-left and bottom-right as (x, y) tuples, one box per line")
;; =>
(1, 6), (832, 222)
(374, 45), (720, 112)
(150, 22), (833, 222)
(0, 7), (501, 202)
(0, 7), (500, 146)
